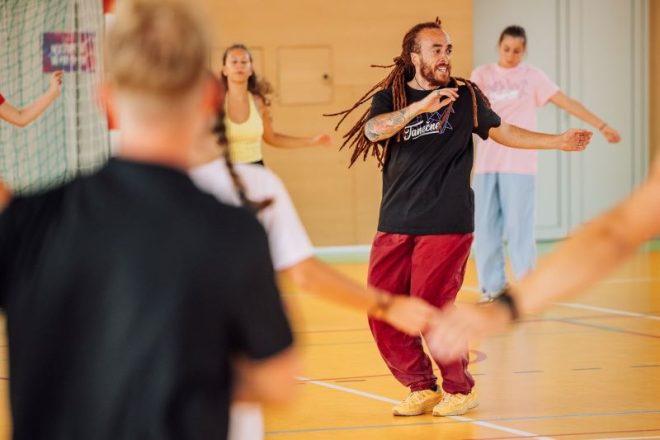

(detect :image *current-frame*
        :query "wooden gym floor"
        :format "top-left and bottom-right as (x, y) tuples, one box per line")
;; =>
(266, 252), (660, 440)
(0, 253), (656, 439)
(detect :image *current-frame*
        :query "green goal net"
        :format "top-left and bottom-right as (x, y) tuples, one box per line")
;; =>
(0, 0), (109, 195)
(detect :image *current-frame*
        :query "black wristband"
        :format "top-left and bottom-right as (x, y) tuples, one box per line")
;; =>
(494, 287), (519, 321)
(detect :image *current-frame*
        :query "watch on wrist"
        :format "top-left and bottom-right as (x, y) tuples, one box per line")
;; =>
(369, 291), (394, 319)
(493, 287), (520, 322)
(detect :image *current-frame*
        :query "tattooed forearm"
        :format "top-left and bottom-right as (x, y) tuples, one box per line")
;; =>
(364, 107), (415, 142)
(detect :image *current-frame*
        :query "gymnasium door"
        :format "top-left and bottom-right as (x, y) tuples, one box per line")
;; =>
(473, 0), (649, 239)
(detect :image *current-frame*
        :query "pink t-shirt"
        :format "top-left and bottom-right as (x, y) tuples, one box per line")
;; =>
(471, 63), (559, 175)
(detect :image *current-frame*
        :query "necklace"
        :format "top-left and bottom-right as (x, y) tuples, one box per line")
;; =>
(414, 76), (439, 91)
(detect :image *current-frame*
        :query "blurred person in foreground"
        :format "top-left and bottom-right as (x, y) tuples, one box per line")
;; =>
(0, 1), (297, 439)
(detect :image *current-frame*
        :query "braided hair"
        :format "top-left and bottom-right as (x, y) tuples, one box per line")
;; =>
(325, 18), (491, 167)
(211, 73), (272, 213)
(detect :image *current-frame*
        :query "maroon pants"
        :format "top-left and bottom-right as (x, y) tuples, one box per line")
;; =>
(368, 232), (474, 394)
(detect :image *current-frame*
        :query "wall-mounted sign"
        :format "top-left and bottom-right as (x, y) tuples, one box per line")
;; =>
(42, 32), (96, 72)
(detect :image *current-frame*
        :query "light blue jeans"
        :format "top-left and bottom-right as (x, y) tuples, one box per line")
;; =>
(473, 173), (536, 296)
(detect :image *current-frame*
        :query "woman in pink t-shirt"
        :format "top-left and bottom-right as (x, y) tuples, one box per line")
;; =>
(470, 25), (621, 301)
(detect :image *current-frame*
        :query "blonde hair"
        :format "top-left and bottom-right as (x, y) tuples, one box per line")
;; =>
(105, 0), (209, 98)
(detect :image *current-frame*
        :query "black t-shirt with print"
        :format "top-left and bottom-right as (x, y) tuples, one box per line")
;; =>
(370, 82), (501, 235)
(0, 159), (293, 440)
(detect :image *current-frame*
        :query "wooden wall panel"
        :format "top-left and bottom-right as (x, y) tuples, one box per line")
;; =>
(197, 0), (474, 245)
(278, 46), (333, 105)
(651, 0), (660, 162)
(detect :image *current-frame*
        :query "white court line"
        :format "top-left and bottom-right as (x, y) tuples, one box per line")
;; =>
(554, 302), (660, 321)
(462, 276), (660, 291)
(599, 277), (660, 285)
(461, 284), (660, 321)
(297, 376), (555, 440)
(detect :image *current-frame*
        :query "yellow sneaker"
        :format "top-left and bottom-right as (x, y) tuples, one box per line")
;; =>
(392, 389), (443, 416)
(432, 390), (479, 416)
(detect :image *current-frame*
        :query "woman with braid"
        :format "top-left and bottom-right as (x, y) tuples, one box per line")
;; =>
(471, 25), (621, 302)
(221, 44), (331, 165)
(189, 74), (436, 440)
(327, 18), (592, 417)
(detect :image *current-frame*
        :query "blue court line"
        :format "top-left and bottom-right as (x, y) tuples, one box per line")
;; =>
(266, 409), (660, 436)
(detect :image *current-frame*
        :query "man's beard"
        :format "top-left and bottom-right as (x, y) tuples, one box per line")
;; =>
(420, 59), (450, 87)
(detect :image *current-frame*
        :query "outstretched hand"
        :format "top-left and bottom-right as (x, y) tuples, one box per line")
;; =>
(556, 128), (592, 151)
(50, 71), (63, 95)
(382, 295), (436, 336)
(600, 125), (621, 143)
(425, 302), (512, 362)
(311, 133), (333, 147)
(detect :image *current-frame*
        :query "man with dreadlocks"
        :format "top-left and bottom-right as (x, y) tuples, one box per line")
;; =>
(328, 18), (592, 417)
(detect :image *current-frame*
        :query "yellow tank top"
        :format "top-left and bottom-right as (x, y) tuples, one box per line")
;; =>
(225, 94), (264, 164)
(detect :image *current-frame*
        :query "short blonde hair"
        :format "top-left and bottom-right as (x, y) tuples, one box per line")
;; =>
(105, 0), (209, 98)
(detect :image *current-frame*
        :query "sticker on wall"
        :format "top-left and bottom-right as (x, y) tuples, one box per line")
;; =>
(42, 32), (96, 73)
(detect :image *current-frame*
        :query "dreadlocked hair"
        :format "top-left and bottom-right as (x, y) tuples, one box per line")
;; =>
(221, 43), (272, 106)
(324, 17), (491, 168)
(212, 91), (273, 213)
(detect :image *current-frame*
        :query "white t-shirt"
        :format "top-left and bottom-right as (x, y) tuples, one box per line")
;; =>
(189, 158), (314, 271)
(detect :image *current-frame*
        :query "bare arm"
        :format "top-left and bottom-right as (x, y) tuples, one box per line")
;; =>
(489, 122), (592, 151)
(427, 156), (660, 360)
(364, 106), (420, 142)
(258, 98), (332, 149)
(514, 157), (660, 314)
(364, 87), (458, 142)
(280, 256), (435, 335)
(549, 91), (621, 143)
(0, 71), (62, 128)
(232, 347), (298, 405)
